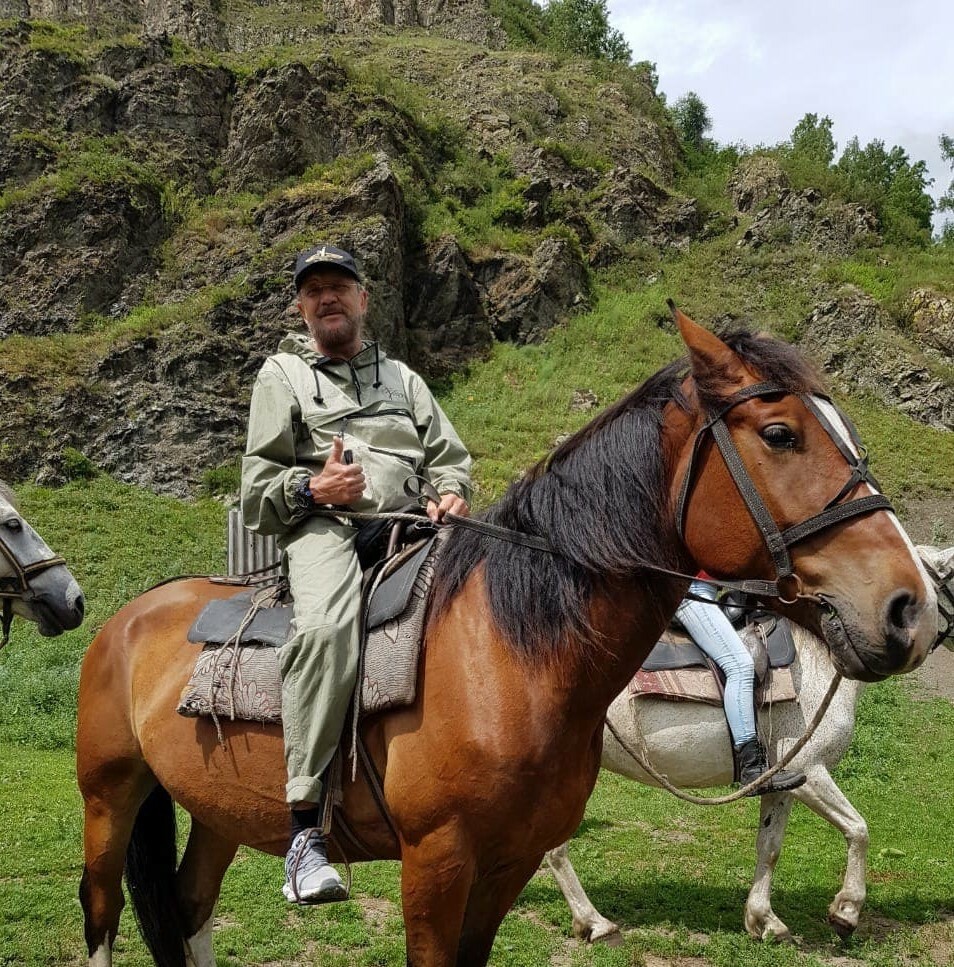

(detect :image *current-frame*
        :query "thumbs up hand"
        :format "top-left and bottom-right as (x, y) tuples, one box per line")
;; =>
(308, 436), (366, 505)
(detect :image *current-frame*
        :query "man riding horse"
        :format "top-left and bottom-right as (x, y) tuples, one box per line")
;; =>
(240, 244), (472, 904)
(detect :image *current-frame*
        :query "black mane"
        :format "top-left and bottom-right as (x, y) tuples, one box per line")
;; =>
(429, 328), (827, 661)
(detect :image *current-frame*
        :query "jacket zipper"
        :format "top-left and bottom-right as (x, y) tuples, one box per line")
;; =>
(367, 446), (418, 467)
(343, 408), (413, 421)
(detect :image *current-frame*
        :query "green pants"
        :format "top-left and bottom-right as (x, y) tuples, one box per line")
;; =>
(278, 518), (361, 805)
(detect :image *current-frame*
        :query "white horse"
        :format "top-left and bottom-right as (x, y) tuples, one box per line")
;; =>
(545, 545), (954, 944)
(0, 480), (85, 641)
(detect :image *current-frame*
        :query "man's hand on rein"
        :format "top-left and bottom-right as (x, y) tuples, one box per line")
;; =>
(427, 493), (469, 523)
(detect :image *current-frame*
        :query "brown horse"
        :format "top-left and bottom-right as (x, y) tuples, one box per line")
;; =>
(76, 311), (938, 967)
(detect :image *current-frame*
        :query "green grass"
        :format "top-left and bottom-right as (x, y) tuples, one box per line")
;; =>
(0, 478), (225, 750)
(3, 275), (954, 962)
(3, 679), (954, 965)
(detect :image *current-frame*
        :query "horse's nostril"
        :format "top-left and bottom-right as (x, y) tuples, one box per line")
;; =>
(884, 590), (918, 646)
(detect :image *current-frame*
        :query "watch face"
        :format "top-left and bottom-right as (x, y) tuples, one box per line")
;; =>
(296, 478), (313, 509)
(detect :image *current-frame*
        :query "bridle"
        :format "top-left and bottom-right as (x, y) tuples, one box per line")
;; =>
(674, 381), (893, 602)
(443, 381), (895, 604)
(0, 517), (68, 647)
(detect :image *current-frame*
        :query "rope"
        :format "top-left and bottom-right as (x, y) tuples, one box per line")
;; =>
(604, 669), (844, 806)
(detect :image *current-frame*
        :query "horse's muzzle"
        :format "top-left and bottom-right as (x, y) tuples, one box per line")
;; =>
(820, 590), (935, 682)
(31, 574), (85, 636)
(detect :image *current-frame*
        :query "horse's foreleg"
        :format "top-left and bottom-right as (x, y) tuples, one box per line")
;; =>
(744, 792), (795, 942)
(794, 767), (868, 938)
(177, 820), (239, 967)
(455, 853), (546, 966)
(400, 825), (475, 967)
(544, 842), (621, 944)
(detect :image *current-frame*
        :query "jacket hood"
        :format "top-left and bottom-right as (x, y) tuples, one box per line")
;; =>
(276, 333), (384, 370)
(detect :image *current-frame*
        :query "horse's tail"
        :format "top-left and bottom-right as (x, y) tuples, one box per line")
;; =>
(125, 784), (187, 967)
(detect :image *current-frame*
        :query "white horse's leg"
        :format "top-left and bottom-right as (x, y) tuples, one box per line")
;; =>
(88, 943), (112, 967)
(793, 767), (868, 938)
(544, 842), (622, 944)
(744, 792), (795, 941)
(184, 915), (215, 967)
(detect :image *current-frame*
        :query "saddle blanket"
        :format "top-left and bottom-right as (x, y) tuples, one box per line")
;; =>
(177, 538), (438, 725)
(629, 615), (798, 707)
(628, 665), (797, 707)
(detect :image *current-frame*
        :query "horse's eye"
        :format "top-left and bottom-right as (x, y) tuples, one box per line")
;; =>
(761, 424), (798, 450)
(4, 519), (22, 531)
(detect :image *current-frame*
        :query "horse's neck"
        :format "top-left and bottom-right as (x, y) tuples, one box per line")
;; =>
(794, 627), (866, 710)
(570, 580), (686, 716)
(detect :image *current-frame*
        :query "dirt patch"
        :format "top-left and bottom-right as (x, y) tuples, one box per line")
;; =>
(911, 645), (954, 702)
(361, 895), (398, 931)
(897, 495), (954, 547)
(642, 957), (708, 967)
(916, 918), (954, 965)
(893, 494), (954, 702)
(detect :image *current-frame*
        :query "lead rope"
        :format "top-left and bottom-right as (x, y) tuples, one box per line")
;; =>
(605, 669), (844, 806)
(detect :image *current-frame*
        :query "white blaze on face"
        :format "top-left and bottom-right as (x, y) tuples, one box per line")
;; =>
(812, 396), (937, 612)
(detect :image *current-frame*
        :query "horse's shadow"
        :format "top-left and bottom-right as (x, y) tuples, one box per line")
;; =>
(519, 873), (954, 950)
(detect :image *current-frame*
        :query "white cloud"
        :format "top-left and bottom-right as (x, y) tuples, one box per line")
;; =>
(607, 0), (954, 225)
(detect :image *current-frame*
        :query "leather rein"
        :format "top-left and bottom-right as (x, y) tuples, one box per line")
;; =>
(444, 383), (894, 605)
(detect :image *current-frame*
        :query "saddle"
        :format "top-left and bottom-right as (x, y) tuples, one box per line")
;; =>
(177, 516), (442, 727)
(629, 610), (798, 708)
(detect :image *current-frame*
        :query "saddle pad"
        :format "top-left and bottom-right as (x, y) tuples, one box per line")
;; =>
(187, 591), (290, 647)
(628, 666), (797, 706)
(177, 538), (440, 723)
(641, 616), (796, 673)
(187, 537), (437, 649)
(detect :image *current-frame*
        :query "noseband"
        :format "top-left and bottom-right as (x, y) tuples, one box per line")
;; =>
(0, 521), (67, 647)
(675, 382), (894, 602)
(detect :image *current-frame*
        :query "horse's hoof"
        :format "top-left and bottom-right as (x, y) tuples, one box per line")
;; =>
(747, 921), (793, 944)
(589, 926), (623, 947)
(829, 913), (858, 940)
(575, 921), (622, 946)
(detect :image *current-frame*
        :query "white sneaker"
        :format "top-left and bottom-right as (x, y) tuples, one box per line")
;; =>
(282, 829), (348, 904)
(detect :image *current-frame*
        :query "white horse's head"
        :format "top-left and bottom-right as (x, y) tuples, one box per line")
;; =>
(0, 482), (85, 641)
(917, 545), (954, 652)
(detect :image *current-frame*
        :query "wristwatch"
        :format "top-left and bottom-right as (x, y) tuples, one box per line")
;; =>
(291, 475), (315, 514)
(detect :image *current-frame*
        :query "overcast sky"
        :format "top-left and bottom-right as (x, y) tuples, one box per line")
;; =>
(607, 0), (953, 229)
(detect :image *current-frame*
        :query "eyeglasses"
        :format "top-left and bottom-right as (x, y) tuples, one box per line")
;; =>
(299, 280), (359, 298)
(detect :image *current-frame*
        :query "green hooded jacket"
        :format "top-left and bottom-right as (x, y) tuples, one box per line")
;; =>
(241, 334), (472, 536)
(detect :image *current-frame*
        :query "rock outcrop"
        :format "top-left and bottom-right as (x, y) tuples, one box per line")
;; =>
(737, 187), (880, 255)
(801, 288), (954, 431)
(0, 0), (505, 48)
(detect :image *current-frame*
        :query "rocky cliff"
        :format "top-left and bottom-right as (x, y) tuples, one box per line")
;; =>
(0, 0), (506, 48)
(0, 15), (692, 493)
(0, 13), (951, 500)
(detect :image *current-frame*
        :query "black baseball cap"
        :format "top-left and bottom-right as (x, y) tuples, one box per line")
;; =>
(294, 244), (362, 290)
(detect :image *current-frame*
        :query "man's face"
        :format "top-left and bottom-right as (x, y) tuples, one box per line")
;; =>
(296, 267), (368, 357)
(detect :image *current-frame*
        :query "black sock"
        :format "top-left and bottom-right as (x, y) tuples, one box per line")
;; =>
(290, 806), (322, 839)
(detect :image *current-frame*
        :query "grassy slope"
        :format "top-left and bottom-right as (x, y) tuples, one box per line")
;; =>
(3, 264), (954, 964)
(3, 21), (954, 965)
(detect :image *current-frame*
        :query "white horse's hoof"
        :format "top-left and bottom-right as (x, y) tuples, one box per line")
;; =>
(574, 919), (622, 945)
(829, 912), (859, 939)
(745, 911), (792, 944)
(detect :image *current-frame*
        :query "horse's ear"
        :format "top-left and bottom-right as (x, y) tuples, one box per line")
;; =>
(667, 300), (752, 393)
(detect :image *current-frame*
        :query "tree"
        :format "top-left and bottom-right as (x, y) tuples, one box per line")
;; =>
(789, 113), (836, 166)
(939, 133), (954, 212)
(669, 91), (712, 151)
(543, 0), (632, 63)
(837, 136), (935, 245)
